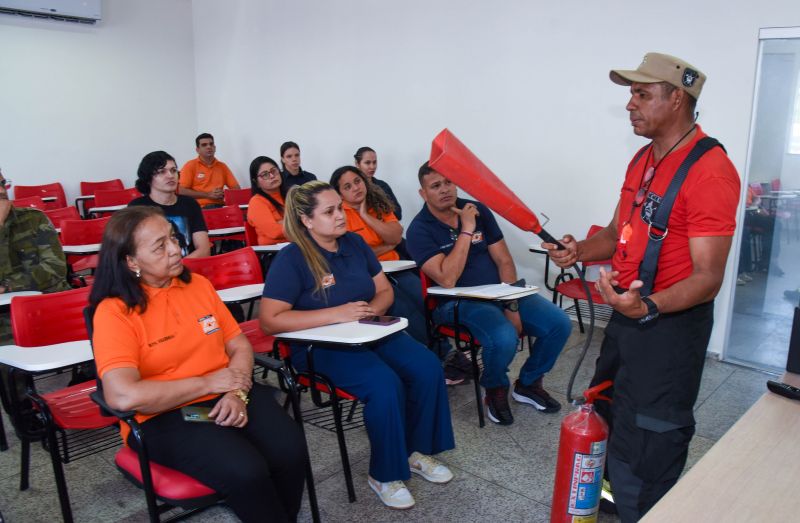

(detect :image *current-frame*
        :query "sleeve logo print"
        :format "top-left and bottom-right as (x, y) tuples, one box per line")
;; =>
(198, 314), (220, 335)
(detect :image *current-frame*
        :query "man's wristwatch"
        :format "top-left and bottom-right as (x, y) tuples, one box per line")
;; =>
(503, 300), (519, 312)
(639, 296), (660, 324)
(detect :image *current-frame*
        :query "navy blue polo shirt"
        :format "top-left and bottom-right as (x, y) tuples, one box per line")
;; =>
(406, 198), (503, 287)
(263, 232), (382, 309)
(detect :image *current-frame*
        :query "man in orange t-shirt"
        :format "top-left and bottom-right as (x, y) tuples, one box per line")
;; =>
(179, 133), (240, 207)
(546, 53), (740, 520)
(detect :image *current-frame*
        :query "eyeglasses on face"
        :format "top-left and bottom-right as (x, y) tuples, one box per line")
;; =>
(1, 179), (11, 189)
(257, 167), (281, 179)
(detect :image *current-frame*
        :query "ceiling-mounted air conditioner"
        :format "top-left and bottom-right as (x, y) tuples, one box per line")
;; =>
(0, 0), (101, 24)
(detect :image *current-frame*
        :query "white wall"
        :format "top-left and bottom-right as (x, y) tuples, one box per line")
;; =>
(0, 0), (197, 200)
(191, 0), (800, 355)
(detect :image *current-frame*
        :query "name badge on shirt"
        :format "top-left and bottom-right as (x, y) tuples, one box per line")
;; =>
(471, 231), (484, 244)
(198, 314), (220, 335)
(641, 192), (662, 224)
(322, 273), (336, 289)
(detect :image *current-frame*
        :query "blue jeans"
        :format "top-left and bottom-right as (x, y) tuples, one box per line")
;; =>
(432, 293), (571, 389)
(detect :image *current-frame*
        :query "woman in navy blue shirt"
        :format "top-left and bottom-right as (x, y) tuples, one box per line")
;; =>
(260, 181), (455, 510)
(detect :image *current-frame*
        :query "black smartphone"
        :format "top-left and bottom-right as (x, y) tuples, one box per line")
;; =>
(358, 315), (401, 326)
(181, 406), (214, 423)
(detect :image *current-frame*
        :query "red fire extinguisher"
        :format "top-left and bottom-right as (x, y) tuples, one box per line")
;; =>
(550, 380), (613, 523)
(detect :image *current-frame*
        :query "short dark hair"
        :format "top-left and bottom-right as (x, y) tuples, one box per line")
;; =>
(249, 155), (284, 212)
(195, 133), (214, 148)
(89, 206), (191, 313)
(418, 161), (436, 186)
(353, 146), (375, 163)
(659, 82), (697, 118)
(135, 150), (176, 195)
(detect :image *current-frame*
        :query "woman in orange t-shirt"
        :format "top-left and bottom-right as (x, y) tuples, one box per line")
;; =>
(247, 156), (287, 245)
(330, 166), (431, 346)
(89, 206), (307, 523)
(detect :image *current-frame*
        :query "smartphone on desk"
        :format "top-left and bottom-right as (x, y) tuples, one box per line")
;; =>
(181, 406), (214, 423)
(358, 315), (401, 326)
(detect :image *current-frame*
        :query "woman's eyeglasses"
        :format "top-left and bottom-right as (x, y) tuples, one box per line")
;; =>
(1, 178), (11, 189)
(257, 168), (281, 179)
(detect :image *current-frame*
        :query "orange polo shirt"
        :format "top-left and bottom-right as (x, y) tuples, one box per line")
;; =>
(247, 193), (287, 245)
(179, 157), (240, 207)
(92, 274), (241, 443)
(343, 205), (400, 261)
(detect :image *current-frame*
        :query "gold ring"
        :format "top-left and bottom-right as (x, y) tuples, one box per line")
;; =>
(238, 412), (245, 417)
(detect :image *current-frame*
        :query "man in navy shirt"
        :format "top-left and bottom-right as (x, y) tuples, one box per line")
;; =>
(407, 163), (572, 425)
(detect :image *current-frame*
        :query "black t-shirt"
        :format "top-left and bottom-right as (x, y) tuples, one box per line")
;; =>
(129, 195), (208, 256)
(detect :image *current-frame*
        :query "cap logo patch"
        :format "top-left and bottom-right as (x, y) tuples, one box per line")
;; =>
(682, 68), (698, 87)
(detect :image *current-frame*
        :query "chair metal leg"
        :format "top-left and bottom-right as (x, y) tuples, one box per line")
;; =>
(20, 438), (30, 490)
(470, 345), (485, 428)
(0, 413), (8, 451)
(330, 396), (356, 503)
(46, 425), (74, 523)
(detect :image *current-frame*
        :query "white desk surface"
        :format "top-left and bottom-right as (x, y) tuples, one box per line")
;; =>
(61, 243), (101, 254)
(760, 194), (797, 200)
(642, 372), (800, 522)
(238, 204), (249, 210)
(529, 242), (547, 252)
(75, 195), (95, 201)
(42, 196), (56, 202)
(251, 242), (290, 253)
(380, 260), (417, 273)
(0, 340), (93, 372)
(427, 284), (538, 301)
(0, 290), (42, 307)
(216, 283), (263, 302)
(274, 318), (408, 345)
(88, 204), (126, 213)
(208, 226), (245, 237)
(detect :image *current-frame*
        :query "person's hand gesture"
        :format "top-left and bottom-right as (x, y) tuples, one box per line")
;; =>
(333, 301), (374, 323)
(452, 203), (479, 233)
(209, 391), (248, 428)
(543, 234), (579, 269)
(595, 267), (647, 318)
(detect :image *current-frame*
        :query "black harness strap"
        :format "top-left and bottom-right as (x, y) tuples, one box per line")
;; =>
(638, 137), (725, 297)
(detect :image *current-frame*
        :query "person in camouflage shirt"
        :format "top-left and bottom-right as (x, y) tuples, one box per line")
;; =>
(0, 171), (71, 345)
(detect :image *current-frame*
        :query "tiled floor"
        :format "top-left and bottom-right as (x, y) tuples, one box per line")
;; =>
(0, 326), (776, 522)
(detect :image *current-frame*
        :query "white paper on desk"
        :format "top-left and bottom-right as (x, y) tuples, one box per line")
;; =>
(428, 283), (538, 299)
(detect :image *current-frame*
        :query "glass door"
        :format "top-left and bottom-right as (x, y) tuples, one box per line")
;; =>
(726, 27), (800, 372)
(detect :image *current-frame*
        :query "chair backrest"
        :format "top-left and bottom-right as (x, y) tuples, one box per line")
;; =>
(44, 206), (81, 228)
(80, 179), (124, 196)
(11, 286), (92, 346)
(11, 196), (46, 209)
(418, 270), (439, 312)
(583, 225), (611, 267)
(244, 221), (258, 246)
(182, 247), (263, 290)
(60, 216), (111, 245)
(93, 187), (141, 207)
(14, 183), (67, 209)
(239, 319), (275, 355)
(202, 205), (244, 231)
(224, 188), (252, 207)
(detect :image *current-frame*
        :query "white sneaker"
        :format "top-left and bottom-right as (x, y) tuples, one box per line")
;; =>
(367, 475), (415, 509)
(408, 451), (454, 484)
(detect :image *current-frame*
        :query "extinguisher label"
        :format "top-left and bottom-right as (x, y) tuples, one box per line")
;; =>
(568, 440), (606, 516)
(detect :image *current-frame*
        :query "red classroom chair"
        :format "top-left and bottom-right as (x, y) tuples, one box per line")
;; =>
(224, 188), (252, 207)
(182, 247), (263, 318)
(202, 205), (246, 252)
(14, 182), (67, 210)
(11, 196), (46, 209)
(77, 179), (125, 216)
(44, 206), (81, 230)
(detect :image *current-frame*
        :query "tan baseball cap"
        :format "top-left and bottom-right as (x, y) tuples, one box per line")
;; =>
(610, 52), (705, 100)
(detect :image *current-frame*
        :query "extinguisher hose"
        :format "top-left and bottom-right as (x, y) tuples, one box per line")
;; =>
(565, 264), (596, 404)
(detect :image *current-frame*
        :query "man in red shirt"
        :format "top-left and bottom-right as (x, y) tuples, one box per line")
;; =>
(179, 133), (240, 207)
(546, 53), (740, 521)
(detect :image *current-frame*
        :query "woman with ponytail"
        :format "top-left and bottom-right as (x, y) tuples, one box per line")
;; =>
(259, 181), (455, 510)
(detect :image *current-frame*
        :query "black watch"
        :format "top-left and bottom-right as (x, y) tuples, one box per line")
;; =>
(503, 300), (519, 312)
(639, 296), (660, 324)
